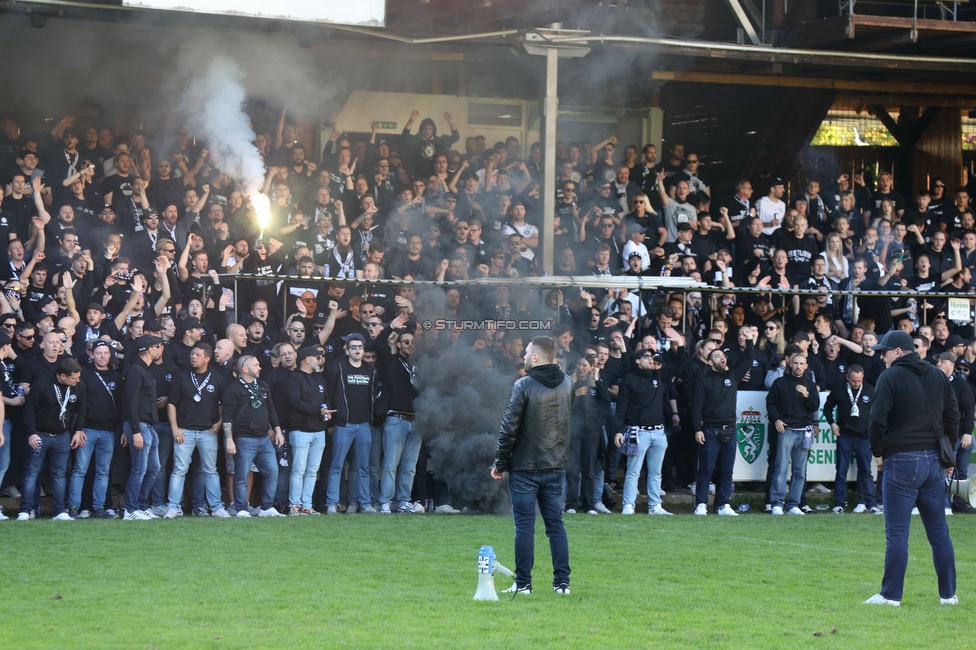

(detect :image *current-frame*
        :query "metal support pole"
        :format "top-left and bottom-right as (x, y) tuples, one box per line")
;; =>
(682, 291), (688, 335)
(232, 276), (238, 323)
(542, 47), (558, 277)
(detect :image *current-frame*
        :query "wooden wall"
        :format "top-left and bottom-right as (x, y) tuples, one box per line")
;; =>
(914, 108), (963, 192)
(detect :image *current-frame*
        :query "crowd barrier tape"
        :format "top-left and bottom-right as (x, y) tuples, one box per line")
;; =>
(733, 391), (873, 483)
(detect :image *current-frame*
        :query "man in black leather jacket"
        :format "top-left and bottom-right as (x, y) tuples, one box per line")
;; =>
(492, 336), (574, 596)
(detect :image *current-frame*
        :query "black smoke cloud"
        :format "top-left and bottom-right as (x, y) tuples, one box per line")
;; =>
(411, 286), (518, 514)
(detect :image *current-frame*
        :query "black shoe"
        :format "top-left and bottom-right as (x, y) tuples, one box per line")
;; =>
(67, 506), (79, 519)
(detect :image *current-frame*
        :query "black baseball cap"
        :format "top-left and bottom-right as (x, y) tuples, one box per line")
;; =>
(871, 330), (914, 352)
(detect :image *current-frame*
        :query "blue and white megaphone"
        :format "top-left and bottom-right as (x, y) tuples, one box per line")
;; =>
(473, 545), (514, 601)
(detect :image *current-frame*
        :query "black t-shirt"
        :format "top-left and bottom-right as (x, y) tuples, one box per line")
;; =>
(168, 368), (229, 430)
(343, 363), (375, 424)
(782, 234), (820, 280)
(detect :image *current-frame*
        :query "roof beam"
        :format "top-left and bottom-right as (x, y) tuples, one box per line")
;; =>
(651, 70), (976, 96)
(724, 0), (762, 45)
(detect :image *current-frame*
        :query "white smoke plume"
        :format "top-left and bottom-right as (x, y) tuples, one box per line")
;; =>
(177, 55), (271, 224)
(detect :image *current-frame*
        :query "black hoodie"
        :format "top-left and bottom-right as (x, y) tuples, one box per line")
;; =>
(869, 352), (959, 458)
(614, 367), (675, 432)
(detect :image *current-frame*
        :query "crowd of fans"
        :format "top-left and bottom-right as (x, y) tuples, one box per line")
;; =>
(0, 105), (973, 521)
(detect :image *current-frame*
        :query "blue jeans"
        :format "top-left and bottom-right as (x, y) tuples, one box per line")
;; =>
(149, 422), (173, 506)
(509, 470), (571, 589)
(834, 435), (877, 508)
(327, 423), (372, 507)
(20, 432), (70, 516)
(880, 450), (956, 601)
(948, 440), (973, 508)
(169, 429), (222, 510)
(233, 436), (278, 511)
(380, 416), (422, 508)
(695, 428), (736, 507)
(771, 429), (809, 509)
(622, 427), (668, 509)
(369, 425), (383, 506)
(288, 430), (326, 509)
(69, 429), (115, 510)
(123, 422), (160, 512)
(0, 420), (10, 493)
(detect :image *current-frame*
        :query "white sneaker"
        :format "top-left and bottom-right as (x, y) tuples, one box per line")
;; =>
(870, 507), (883, 514)
(259, 507), (285, 517)
(143, 509), (160, 520)
(586, 509), (598, 515)
(326, 506), (338, 515)
(771, 506), (784, 516)
(501, 584), (532, 595)
(16, 511), (30, 521)
(810, 483), (831, 494)
(163, 507), (182, 519)
(360, 506), (379, 514)
(649, 505), (673, 515)
(211, 508), (231, 518)
(435, 504), (460, 514)
(832, 506), (845, 514)
(800, 505), (815, 514)
(346, 503), (359, 514)
(564, 509), (576, 514)
(0, 507), (8, 521)
(912, 507), (920, 515)
(864, 594), (900, 607)
(688, 482), (697, 495)
(787, 506), (805, 515)
(945, 508), (954, 516)
(236, 510), (251, 518)
(380, 503), (392, 514)
(593, 503), (611, 514)
(709, 483), (716, 495)
(124, 509), (150, 521)
(621, 504), (635, 515)
(694, 503), (708, 516)
(853, 504), (867, 513)
(411, 501), (426, 513)
(941, 595), (959, 605)
(554, 583), (570, 595)
(149, 505), (168, 518)
(717, 504), (739, 517)
(77, 509), (91, 519)
(52, 512), (73, 521)
(659, 489), (666, 496)
(764, 503), (772, 513)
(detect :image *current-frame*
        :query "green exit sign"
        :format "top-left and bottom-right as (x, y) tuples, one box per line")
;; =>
(372, 121), (397, 130)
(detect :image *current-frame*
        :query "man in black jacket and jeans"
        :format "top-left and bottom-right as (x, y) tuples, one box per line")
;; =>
(691, 334), (755, 516)
(767, 353), (821, 516)
(866, 330), (958, 607)
(492, 336), (573, 596)
(223, 355), (285, 518)
(19, 357), (86, 521)
(824, 365), (879, 514)
(122, 335), (164, 521)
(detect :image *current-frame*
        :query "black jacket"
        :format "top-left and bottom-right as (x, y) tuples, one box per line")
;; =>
(614, 367), (675, 432)
(691, 343), (754, 431)
(493, 364), (573, 473)
(25, 376), (87, 435)
(824, 381), (874, 438)
(123, 357), (158, 431)
(767, 371), (820, 428)
(81, 366), (122, 431)
(327, 357), (377, 427)
(950, 372), (976, 441)
(283, 370), (328, 432)
(869, 353), (959, 458)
